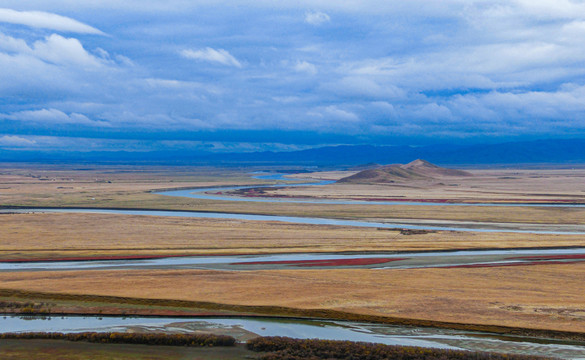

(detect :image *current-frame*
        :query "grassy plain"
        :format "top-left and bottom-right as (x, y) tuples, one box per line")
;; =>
(1, 212), (584, 260)
(3, 163), (585, 340)
(1, 264), (585, 334)
(2, 163), (585, 225)
(283, 168), (585, 203)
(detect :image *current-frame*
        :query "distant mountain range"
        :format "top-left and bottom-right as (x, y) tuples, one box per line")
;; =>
(1, 138), (585, 167)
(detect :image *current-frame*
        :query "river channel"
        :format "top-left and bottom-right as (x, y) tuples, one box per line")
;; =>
(4, 173), (585, 357)
(157, 172), (585, 208)
(3, 315), (585, 359)
(2, 248), (585, 272)
(5, 173), (585, 235)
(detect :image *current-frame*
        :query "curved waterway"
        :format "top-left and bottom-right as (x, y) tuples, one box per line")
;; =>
(3, 248), (585, 272)
(157, 172), (585, 208)
(3, 315), (585, 359)
(8, 207), (585, 235)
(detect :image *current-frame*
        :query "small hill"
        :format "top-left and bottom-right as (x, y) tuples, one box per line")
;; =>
(400, 159), (472, 177)
(337, 159), (471, 184)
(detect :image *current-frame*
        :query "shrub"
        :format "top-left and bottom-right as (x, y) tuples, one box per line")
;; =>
(0, 331), (236, 347)
(247, 337), (555, 360)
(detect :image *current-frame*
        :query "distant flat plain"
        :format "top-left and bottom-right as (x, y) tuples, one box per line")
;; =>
(2, 163), (585, 337)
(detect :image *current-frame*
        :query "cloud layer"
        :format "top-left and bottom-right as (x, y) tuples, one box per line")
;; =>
(181, 47), (242, 68)
(1, 1), (585, 152)
(0, 8), (104, 34)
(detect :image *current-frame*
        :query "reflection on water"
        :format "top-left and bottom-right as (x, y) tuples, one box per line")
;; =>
(2, 315), (585, 358)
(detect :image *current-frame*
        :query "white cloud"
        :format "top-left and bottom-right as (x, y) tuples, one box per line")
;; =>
(325, 76), (405, 99)
(305, 11), (330, 25)
(0, 8), (104, 35)
(0, 32), (30, 53)
(144, 78), (220, 93)
(512, 0), (585, 20)
(180, 47), (242, 68)
(0, 32), (105, 68)
(3, 108), (108, 126)
(32, 34), (104, 67)
(0, 135), (36, 147)
(2, 1), (585, 144)
(309, 105), (360, 122)
(293, 60), (317, 75)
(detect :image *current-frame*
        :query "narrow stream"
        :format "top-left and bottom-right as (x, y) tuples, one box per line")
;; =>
(7, 207), (585, 235)
(2, 248), (585, 272)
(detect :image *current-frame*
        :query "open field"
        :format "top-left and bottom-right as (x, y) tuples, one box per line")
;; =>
(283, 168), (585, 203)
(1, 263), (585, 334)
(3, 163), (585, 343)
(2, 164), (585, 225)
(1, 212), (585, 261)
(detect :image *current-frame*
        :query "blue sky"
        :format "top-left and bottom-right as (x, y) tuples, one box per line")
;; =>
(1, 1), (585, 153)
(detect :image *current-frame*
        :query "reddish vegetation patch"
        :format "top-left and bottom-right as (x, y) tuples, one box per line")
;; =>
(235, 257), (407, 267)
(0, 254), (191, 263)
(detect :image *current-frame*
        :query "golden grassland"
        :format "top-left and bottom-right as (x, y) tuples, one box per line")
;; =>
(1, 263), (585, 334)
(284, 168), (585, 202)
(2, 163), (585, 225)
(1, 212), (585, 260)
(4, 163), (585, 337)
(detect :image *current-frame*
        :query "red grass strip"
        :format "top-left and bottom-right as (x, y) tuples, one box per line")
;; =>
(234, 257), (407, 267)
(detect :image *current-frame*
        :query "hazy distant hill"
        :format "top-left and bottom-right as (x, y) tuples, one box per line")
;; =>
(338, 159), (472, 184)
(400, 159), (472, 177)
(1, 138), (585, 166)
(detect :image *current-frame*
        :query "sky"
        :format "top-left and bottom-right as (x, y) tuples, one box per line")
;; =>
(1, 0), (585, 153)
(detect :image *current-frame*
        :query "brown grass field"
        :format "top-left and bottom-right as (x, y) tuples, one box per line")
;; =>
(284, 168), (585, 203)
(2, 163), (585, 225)
(1, 212), (585, 260)
(3, 163), (585, 339)
(1, 264), (585, 334)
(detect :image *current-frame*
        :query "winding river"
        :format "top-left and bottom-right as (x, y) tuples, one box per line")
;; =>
(158, 172), (585, 208)
(5, 172), (585, 234)
(4, 172), (585, 357)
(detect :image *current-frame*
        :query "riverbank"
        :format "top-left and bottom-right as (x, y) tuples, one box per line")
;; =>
(3, 287), (585, 342)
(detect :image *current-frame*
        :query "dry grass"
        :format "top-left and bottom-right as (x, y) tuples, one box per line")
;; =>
(4, 163), (585, 337)
(1, 212), (585, 260)
(1, 264), (585, 333)
(2, 164), (585, 225)
(284, 168), (585, 202)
